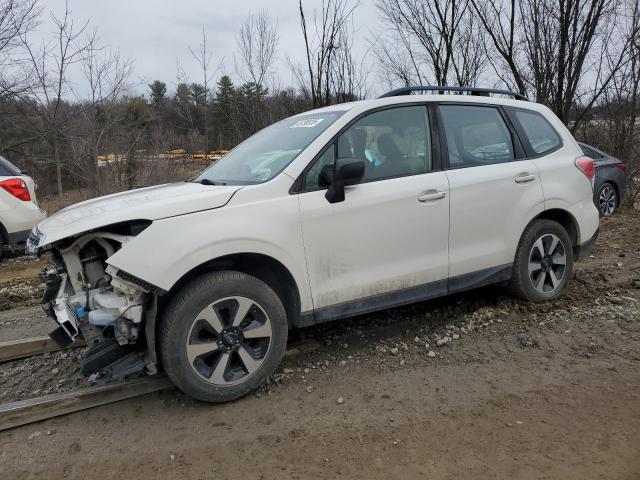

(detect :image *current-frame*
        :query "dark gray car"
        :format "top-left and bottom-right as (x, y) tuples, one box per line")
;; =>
(579, 142), (626, 216)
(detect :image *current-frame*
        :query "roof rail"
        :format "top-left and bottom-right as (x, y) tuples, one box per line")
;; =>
(378, 86), (529, 101)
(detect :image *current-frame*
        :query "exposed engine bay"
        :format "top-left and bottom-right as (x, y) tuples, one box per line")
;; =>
(39, 229), (157, 383)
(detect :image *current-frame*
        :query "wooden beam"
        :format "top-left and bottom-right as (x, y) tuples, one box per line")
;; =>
(0, 336), (85, 363)
(0, 376), (173, 431)
(0, 338), (321, 430)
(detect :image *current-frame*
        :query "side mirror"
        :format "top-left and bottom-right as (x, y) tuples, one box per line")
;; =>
(325, 157), (365, 204)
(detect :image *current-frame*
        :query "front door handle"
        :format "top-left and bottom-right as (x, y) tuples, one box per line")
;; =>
(515, 173), (536, 183)
(418, 191), (447, 202)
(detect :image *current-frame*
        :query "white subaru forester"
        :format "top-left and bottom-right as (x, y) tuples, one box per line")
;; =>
(28, 87), (599, 402)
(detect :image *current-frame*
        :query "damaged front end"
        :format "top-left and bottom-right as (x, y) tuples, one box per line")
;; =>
(32, 224), (159, 383)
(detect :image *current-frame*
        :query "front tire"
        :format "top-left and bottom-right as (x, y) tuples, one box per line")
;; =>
(510, 219), (574, 303)
(159, 270), (288, 403)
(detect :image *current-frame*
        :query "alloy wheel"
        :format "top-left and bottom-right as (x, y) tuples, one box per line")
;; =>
(598, 184), (617, 216)
(528, 233), (567, 295)
(186, 296), (273, 385)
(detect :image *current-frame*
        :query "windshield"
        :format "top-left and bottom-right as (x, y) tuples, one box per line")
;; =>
(194, 111), (346, 185)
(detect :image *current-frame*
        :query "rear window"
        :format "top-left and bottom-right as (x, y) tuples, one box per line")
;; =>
(0, 156), (20, 176)
(513, 110), (562, 155)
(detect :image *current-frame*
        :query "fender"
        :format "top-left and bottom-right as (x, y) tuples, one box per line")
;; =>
(106, 193), (314, 313)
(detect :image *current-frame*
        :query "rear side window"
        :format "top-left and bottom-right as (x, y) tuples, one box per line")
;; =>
(440, 105), (514, 168)
(513, 110), (562, 155)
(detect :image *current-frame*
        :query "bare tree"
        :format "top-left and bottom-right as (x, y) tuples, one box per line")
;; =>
(19, 1), (93, 198)
(295, 0), (362, 107)
(374, 0), (487, 87)
(372, 28), (424, 88)
(585, 0), (640, 207)
(188, 29), (221, 149)
(0, 0), (40, 98)
(67, 41), (134, 194)
(470, 0), (640, 130)
(328, 22), (369, 101)
(235, 10), (279, 89)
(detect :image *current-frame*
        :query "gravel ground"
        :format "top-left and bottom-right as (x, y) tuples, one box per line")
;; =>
(0, 305), (51, 342)
(0, 254), (49, 311)
(0, 211), (638, 479)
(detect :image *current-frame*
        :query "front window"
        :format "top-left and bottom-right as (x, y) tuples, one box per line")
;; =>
(304, 105), (432, 190)
(194, 111), (345, 185)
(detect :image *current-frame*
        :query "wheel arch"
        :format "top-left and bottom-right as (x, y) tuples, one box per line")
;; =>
(161, 252), (303, 330)
(528, 208), (579, 248)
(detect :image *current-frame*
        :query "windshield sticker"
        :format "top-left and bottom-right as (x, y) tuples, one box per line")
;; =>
(290, 118), (324, 128)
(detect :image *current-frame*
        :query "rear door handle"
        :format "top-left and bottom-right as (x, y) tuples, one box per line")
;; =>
(515, 173), (535, 183)
(418, 191), (447, 202)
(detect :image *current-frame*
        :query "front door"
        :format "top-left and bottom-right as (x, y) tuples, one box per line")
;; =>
(297, 105), (450, 320)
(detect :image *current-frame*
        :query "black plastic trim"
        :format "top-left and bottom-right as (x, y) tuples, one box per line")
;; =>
(574, 228), (599, 262)
(314, 279), (448, 324)
(295, 311), (316, 328)
(7, 228), (30, 249)
(427, 103), (443, 171)
(302, 264), (513, 327)
(448, 264), (512, 294)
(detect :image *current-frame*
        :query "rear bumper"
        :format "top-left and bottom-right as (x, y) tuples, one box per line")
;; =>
(574, 228), (599, 262)
(5, 228), (31, 252)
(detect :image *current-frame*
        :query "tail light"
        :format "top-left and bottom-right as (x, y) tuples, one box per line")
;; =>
(615, 163), (626, 174)
(0, 178), (31, 201)
(575, 156), (595, 187)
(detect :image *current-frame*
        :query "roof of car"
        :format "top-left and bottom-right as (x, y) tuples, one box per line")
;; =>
(307, 93), (537, 116)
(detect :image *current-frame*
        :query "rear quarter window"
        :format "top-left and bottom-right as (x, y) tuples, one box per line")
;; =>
(580, 144), (603, 159)
(0, 156), (21, 176)
(512, 109), (562, 156)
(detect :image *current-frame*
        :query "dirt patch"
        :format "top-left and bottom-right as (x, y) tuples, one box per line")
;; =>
(0, 210), (638, 479)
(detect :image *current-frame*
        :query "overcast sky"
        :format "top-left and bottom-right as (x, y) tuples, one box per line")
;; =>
(31, 0), (380, 98)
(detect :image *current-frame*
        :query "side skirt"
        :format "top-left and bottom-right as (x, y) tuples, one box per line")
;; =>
(297, 264), (512, 328)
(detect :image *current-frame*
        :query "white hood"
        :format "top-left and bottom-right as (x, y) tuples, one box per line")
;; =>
(35, 182), (242, 247)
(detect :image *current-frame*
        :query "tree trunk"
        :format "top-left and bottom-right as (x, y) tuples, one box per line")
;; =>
(55, 145), (63, 199)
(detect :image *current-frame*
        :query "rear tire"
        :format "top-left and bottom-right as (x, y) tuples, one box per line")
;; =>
(159, 270), (288, 403)
(596, 182), (618, 216)
(510, 219), (573, 303)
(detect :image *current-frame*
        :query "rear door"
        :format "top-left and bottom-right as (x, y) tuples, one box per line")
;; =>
(438, 103), (545, 284)
(297, 105), (450, 318)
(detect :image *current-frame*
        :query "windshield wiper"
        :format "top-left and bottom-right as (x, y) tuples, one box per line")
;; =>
(195, 178), (227, 186)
